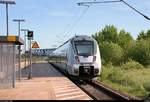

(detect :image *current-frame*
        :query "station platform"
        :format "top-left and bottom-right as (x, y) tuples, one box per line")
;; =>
(0, 62), (92, 100)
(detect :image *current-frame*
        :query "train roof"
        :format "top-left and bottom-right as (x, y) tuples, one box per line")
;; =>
(71, 35), (94, 42)
(53, 35), (95, 51)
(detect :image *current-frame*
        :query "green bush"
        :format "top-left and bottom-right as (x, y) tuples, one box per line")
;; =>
(101, 66), (112, 81)
(100, 42), (124, 65)
(101, 66), (125, 84)
(100, 65), (149, 98)
(128, 40), (150, 66)
(121, 60), (144, 70)
(107, 68), (125, 84)
(143, 81), (150, 92)
(129, 84), (148, 98)
(101, 59), (106, 65)
(121, 76), (137, 87)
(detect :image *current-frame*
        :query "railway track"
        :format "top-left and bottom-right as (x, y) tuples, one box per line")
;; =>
(50, 62), (140, 100)
(74, 80), (141, 100)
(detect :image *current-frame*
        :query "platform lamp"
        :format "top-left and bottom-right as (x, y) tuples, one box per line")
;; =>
(13, 19), (25, 82)
(21, 29), (29, 71)
(0, 0), (16, 36)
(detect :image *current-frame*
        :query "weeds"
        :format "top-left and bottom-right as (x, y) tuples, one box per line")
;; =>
(121, 60), (144, 70)
(100, 62), (150, 98)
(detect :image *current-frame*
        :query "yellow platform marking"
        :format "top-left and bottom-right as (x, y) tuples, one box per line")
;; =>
(7, 36), (16, 42)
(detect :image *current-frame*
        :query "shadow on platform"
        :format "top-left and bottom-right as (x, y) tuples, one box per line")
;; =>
(20, 63), (63, 78)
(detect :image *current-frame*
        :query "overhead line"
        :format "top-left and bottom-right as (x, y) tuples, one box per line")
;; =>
(56, 0), (95, 45)
(77, 0), (121, 6)
(64, 6), (90, 37)
(120, 0), (150, 20)
(77, 0), (150, 21)
(58, 3), (91, 41)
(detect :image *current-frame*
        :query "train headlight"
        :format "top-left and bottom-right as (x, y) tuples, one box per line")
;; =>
(95, 69), (99, 75)
(93, 56), (97, 62)
(75, 56), (80, 63)
(74, 69), (79, 75)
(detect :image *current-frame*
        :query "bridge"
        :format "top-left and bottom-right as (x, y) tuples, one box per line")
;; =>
(31, 48), (56, 56)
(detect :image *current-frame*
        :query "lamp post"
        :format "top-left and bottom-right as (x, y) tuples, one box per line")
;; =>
(13, 19), (25, 37)
(13, 19), (25, 81)
(0, 0), (16, 36)
(21, 29), (29, 70)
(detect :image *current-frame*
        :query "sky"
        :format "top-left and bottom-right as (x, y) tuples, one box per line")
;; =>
(0, 0), (150, 49)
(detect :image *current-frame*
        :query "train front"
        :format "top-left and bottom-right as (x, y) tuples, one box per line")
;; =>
(71, 36), (101, 80)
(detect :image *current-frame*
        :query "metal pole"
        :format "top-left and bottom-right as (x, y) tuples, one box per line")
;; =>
(13, 20), (25, 81)
(18, 22), (20, 37)
(5, 4), (9, 83)
(28, 40), (30, 66)
(18, 22), (21, 82)
(24, 31), (26, 68)
(0, 45), (3, 84)
(18, 45), (21, 81)
(30, 39), (32, 79)
(12, 44), (16, 88)
(6, 3), (9, 36)
(28, 38), (32, 79)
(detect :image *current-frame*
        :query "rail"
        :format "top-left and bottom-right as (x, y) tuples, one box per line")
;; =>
(75, 80), (141, 100)
(49, 62), (141, 100)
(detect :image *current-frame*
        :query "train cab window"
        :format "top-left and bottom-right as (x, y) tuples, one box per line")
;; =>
(75, 41), (94, 56)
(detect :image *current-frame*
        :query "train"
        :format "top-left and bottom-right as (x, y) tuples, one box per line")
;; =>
(49, 35), (102, 81)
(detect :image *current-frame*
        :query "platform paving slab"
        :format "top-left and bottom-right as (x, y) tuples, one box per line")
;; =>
(0, 63), (92, 100)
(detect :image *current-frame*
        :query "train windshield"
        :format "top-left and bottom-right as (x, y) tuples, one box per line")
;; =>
(75, 41), (94, 56)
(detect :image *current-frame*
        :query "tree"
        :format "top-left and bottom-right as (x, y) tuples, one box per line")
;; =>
(147, 30), (150, 38)
(92, 25), (134, 64)
(137, 31), (146, 40)
(100, 42), (124, 65)
(137, 30), (150, 40)
(92, 32), (103, 45)
(117, 30), (134, 63)
(128, 40), (150, 66)
(92, 25), (119, 44)
(101, 25), (119, 43)
(118, 29), (134, 50)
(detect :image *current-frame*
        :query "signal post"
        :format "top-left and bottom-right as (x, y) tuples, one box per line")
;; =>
(27, 31), (34, 79)
(32, 41), (40, 63)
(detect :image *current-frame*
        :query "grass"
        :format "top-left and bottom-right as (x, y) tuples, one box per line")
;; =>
(99, 66), (150, 99)
(124, 69), (150, 85)
(21, 56), (48, 62)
